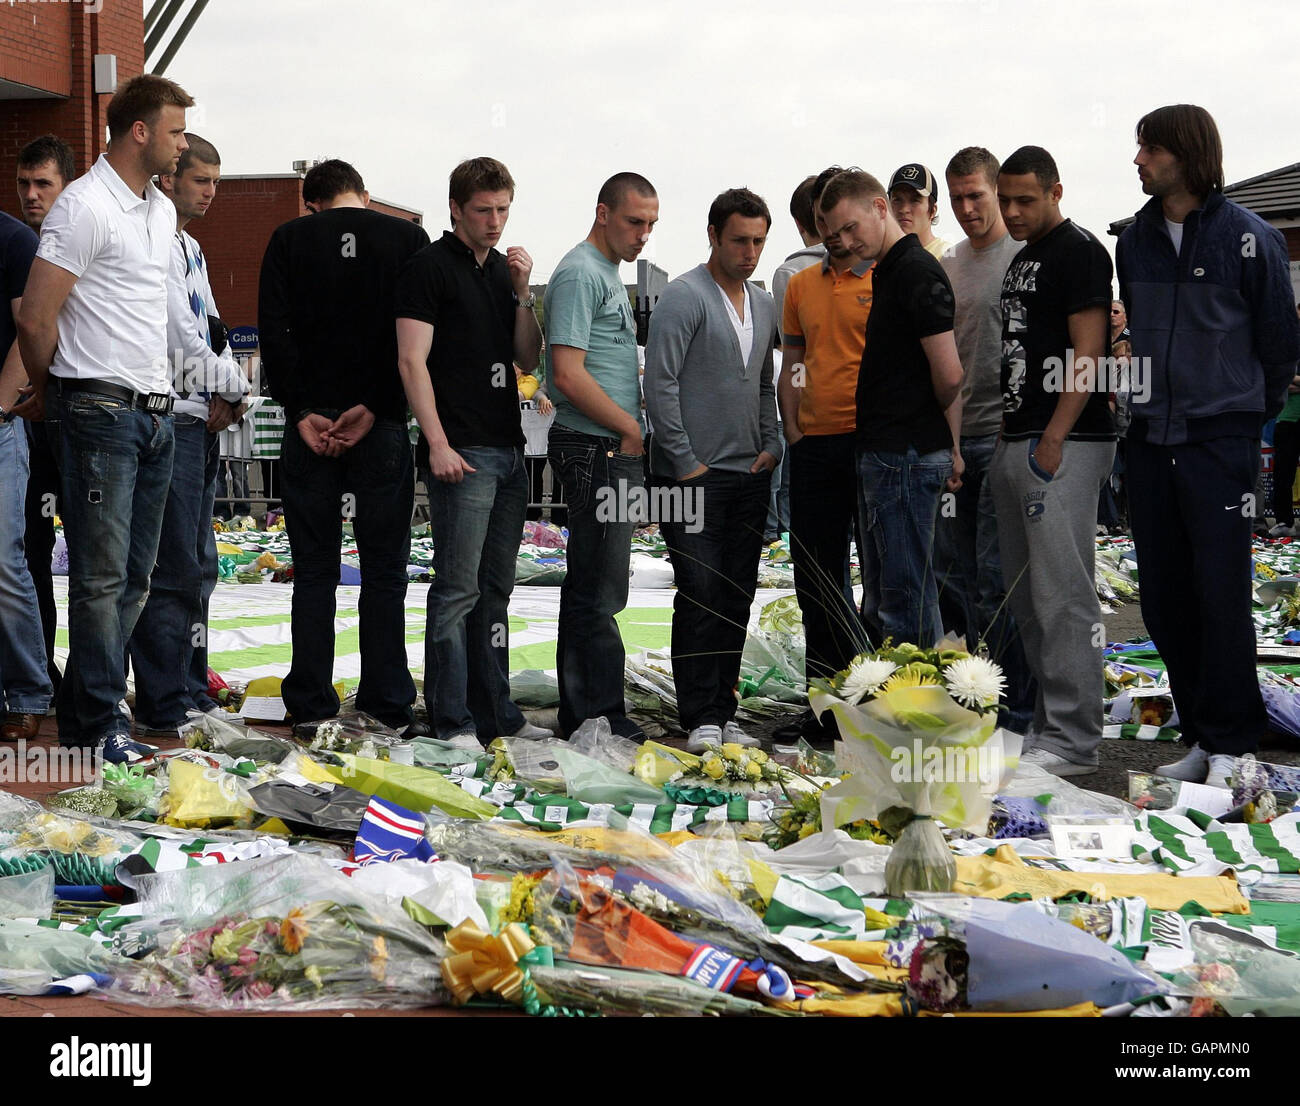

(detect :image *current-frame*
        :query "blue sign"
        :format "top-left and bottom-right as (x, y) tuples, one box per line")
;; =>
(228, 325), (259, 351)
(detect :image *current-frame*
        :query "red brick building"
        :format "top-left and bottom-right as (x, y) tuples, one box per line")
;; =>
(189, 174), (422, 330)
(0, 2), (145, 212)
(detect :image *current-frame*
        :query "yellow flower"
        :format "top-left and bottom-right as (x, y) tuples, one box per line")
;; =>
(702, 757), (726, 780)
(798, 822), (817, 839)
(745, 761), (763, 781)
(882, 667), (941, 694)
(369, 935), (388, 982)
(748, 749), (768, 765)
(721, 742), (744, 761)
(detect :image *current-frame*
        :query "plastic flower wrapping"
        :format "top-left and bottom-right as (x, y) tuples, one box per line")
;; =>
(115, 854), (447, 1010)
(809, 643), (1021, 836)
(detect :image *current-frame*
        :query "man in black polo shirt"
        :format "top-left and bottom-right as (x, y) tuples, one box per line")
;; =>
(821, 170), (964, 648)
(258, 159), (430, 733)
(395, 157), (547, 747)
(989, 145), (1115, 777)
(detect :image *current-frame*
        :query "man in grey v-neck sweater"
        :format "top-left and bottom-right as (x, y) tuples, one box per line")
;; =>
(644, 188), (783, 752)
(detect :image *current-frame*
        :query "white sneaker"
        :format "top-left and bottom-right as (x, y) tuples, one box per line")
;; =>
(1206, 754), (1237, 790)
(722, 720), (760, 748)
(1155, 745), (1209, 782)
(686, 724), (723, 753)
(1269, 523), (1296, 538)
(442, 730), (483, 751)
(508, 721), (555, 741)
(1021, 747), (1097, 777)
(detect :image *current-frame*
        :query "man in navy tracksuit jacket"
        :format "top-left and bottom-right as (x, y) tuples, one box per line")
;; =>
(1118, 104), (1300, 783)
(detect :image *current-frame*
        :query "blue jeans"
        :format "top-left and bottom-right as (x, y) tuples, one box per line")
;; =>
(933, 433), (1036, 732)
(857, 446), (950, 648)
(129, 415), (221, 726)
(48, 384), (174, 745)
(659, 467), (770, 730)
(548, 425), (644, 738)
(423, 446), (529, 740)
(280, 419), (416, 727)
(0, 418), (53, 714)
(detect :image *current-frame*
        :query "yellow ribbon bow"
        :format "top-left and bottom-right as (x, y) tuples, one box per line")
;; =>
(442, 921), (536, 1006)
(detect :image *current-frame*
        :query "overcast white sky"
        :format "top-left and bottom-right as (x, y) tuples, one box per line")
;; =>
(163, 0), (1297, 285)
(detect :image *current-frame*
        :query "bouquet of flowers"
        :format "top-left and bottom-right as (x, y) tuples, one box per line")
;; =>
(113, 853), (446, 1010)
(808, 642), (1021, 896)
(669, 742), (788, 798)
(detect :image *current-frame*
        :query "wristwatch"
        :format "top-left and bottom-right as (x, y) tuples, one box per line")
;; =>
(516, 293), (537, 310)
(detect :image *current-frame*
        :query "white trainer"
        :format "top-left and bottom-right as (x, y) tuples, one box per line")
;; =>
(722, 720), (761, 748)
(686, 724), (724, 753)
(508, 721), (555, 741)
(1205, 754), (1237, 790)
(1155, 745), (1209, 783)
(1021, 747), (1097, 777)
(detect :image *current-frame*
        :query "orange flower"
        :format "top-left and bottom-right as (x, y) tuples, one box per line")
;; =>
(280, 908), (310, 954)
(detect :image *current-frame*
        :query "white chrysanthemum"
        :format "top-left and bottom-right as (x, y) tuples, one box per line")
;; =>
(943, 656), (1006, 711)
(840, 657), (898, 704)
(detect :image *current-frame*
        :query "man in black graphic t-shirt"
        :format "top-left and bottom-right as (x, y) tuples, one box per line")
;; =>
(259, 159), (430, 733)
(988, 146), (1115, 779)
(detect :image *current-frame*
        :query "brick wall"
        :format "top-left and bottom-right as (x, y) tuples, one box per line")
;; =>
(0, 4), (145, 222)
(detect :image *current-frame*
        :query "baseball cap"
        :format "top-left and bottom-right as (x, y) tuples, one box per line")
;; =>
(889, 163), (937, 198)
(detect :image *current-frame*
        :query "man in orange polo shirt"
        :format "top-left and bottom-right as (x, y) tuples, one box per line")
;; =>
(776, 166), (873, 744)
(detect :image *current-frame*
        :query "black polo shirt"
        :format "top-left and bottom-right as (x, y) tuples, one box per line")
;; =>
(395, 230), (523, 450)
(258, 207), (430, 421)
(856, 233), (955, 454)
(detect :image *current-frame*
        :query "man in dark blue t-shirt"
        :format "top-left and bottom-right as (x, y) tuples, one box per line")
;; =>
(988, 145), (1116, 778)
(0, 210), (53, 741)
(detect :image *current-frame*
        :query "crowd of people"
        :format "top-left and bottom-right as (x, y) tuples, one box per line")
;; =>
(1, 75), (1296, 790)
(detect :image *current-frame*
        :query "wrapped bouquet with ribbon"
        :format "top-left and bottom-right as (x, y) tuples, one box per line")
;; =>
(808, 642), (1021, 897)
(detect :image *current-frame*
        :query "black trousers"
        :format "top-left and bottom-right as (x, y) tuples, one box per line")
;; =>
(1127, 434), (1266, 754)
(787, 433), (866, 680)
(1272, 419), (1300, 526)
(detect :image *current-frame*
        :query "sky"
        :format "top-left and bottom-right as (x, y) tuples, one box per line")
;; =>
(163, 0), (1298, 286)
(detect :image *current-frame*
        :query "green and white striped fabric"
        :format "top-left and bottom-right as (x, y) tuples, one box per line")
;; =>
(54, 580), (687, 696)
(252, 404), (286, 458)
(1133, 811), (1300, 875)
(763, 873), (871, 941)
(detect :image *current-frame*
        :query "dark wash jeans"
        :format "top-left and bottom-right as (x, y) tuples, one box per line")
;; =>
(856, 445), (951, 649)
(547, 425), (644, 738)
(422, 445), (529, 740)
(280, 418), (415, 727)
(47, 383), (174, 746)
(129, 415), (222, 726)
(658, 466), (770, 731)
(787, 433), (865, 680)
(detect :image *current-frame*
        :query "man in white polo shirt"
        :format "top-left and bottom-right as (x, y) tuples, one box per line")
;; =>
(16, 74), (194, 764)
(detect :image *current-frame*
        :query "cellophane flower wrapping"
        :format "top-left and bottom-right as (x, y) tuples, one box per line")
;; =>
(113, 853), (447, 1010)
(810, 685), (1021, 834)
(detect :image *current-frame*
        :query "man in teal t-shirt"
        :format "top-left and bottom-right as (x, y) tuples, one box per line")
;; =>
(545, 172), (659, 739)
